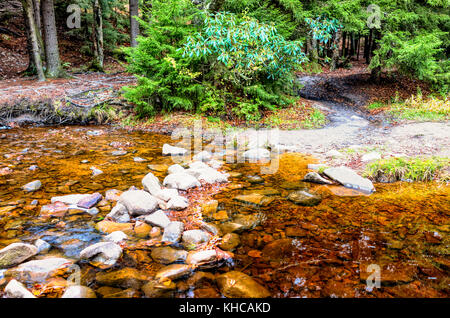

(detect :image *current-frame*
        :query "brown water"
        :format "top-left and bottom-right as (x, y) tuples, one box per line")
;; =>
(0, 126), (448, 298)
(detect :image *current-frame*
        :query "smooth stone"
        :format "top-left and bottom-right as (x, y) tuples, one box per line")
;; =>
(186, 167), (228, 184)
(61, 286), (97, 298)
(151, 247), (188, 264)
(216, 271), (271, 298)
(96, 220), (134, 235)
(134, 221), (152, 238)
(307, 163), (328, 171)
(134, 157), (148, 162)
(34, 239), (51, 254)
(219, 233), (240, 251)
(104, 231), (128, 243)
(90, 167), (103, 176)
(193, 151), (212, 162)
(142, 280), (176, 298)
(323, 166), (375, 193)
(23, 180), (42, 192)
(201, 200), (218, 217)
(105, 189), (122, 202)
(96, 267), (150, 289)
(106, 203), (130, 223)
(163, 173), (201, 191)
(154, 188), (179, 202)
(162, 144), (188, 156)
(8, 258), (74, 283)
(186, 250), (217, 265)
(4, 279), (36, 298)
(233, 194), (274, 207)
(40, 202), (69, 218)
(143, 210), (171, 228)
(287, 190), (322, 206)
(303, 172), (332, 184)
(182, 230), (211, 245)
(155, 264), (192, 281)
(164, 196), (189, 210)
(168, 164), (185, 174)
(79, 242), (122, 268)
(51, 194), (91, 205)
(111, 150), (127, 156)
(162, 222), (184, 243)
(326, 150), (344, 158)
(246, 175), (264, 184)
(142, 172), (162, 196)
(243, 148), (270, 161)
(0, 243), (38, 268)
(208, 159), (224, 169)
(77, 192), (103, 209)
(118, 190), (158, 216)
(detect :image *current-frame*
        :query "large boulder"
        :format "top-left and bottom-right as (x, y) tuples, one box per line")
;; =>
(4, 279), (36, 298)
(163, 173), (201, 191)
(142, 172), (162, 196)
(79, 242), (122, 268)
(0, 243), (38, 268)
(216, 271), (271, 298)
(118, 190), (158, 216)
(323, 166), (375, 193)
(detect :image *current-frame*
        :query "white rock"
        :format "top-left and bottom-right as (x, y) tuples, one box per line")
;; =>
(106, 202), (130, 223)
(162, 222), (184, 243)
(142, 172), (162, 196)
(189, 161), (210, 170)
(186, 250), (217, 265)
(163, 173), (201, 190)
(243, 148), (270, 161)
(79, 242), (122, 267)
(154, 188), (179, 202)
(162, 144), (188, 156)
(11, 258), (74, 282)
(143, 210), (171, 228)
(105, 231), (128, 243)
(118, 190), (158, 216)
(61, 285), (97, 298)
(4, 279), (36, 298)
(182, 230), (211, 245)
(34, 239), (51, 254)
(193, 151), (212, 162)
(168, 164), (185, 174)
(51, 194), (91, 205)
(165, 196), (189, 210)
(23, 180), (42, 192)
(323, 166), (375, 193)
(326, 150), (344, 158)
(208, 159), (224, 169)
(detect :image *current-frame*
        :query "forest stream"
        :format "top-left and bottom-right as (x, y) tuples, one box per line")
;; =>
(0, 123), (448, 298)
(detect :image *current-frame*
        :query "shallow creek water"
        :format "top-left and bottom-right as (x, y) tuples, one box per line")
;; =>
(0, 125), (448, 298)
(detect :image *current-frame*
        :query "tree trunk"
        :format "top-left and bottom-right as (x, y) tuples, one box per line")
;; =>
(330, 31), (341, 71)
(341, 31), (346, 57)
(92, 0), (104, 70)
(129, 0), (139, 47)
(33, 0), (41, 35)
(370, 30), (382, 83)
(41, 0), (62, 78)
(22, 0), (45, 81)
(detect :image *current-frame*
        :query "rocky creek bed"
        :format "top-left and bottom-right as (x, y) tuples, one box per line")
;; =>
(0, 126), (448, 298)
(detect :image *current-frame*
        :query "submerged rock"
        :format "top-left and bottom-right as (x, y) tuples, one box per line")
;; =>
(142, 280), (176, 298)
(105, 231), (128, 243)
(155, 264), (192, 281)
(186, 250), (217, 265)
(219, 233), (241, 251)
(0, 243), (38, 268)
(96, 220), (134, 235)
(323, 166), (375, 193)
(61, 286), (97, 298)
(79, 242), (122, 268)
(96, 267), (150, 289)
(182, 230), (211, 245)
(34, 239), (51, 254)
(216, 271), (271, 298)
(23, 180), (42, 192)
(233, 193), (274, 207)
(4, 279), (36, 298)
(151, 247), (188, 265)
(118, 190), (158, 216)
(303, 172), (332, 185)
(51, 194), (91, 205)
(8, 258), (74, 283)
(77, 192), (103, 209)
(287, 190), (322, 206)
(148, 164), (169, 172)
